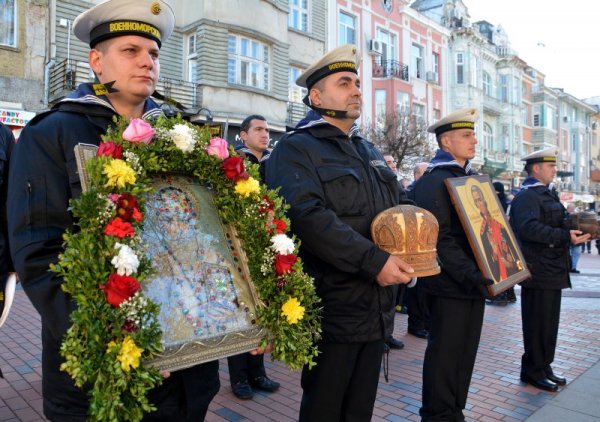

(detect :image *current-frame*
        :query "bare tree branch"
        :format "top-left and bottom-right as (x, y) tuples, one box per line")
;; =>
(364, 108), (436, 175)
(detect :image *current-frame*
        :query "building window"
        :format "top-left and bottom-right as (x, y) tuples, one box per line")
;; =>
(228, 34), (270, 90)
(432, 52), (440, 76)
(522, 106), (529, 126)
(375, 89), (387, 127)
(396, 91), (410, 112)
(186, 33), (198, 83)
(433, 108), (441, 122)
(482, 71), (492, 96)
(513, 76), (521, 104)
(412, 103), (425, 122)
(412, 44), (424, 79)
(339, 12), (355, 45)
(470, 57), (478, 87)
(289, 67), (306, 102)
(376, 28), (397, 66)
(483, 123), (494, 152)
(499, 74), (509, 103)
(456, 52), (464, 84)
(0, 0), (16, 48)
(288, 0), (309, 32)
(533, 105), (541, 127)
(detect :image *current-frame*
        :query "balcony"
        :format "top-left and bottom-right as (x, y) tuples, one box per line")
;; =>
(47, 58), (200, 109)
(483, 94), (504, 116)
(372, 60), (409, 81)
(287, 101), (309, 127)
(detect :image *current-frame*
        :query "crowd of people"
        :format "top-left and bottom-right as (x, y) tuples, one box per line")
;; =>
(0, 0), (597, 421)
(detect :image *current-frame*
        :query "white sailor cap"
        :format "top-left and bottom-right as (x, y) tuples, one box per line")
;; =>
(521, 146), (558, 164)
(427, 108), (478, 136)
(73, 0), (175, 48)
(296, 44), (360, 90)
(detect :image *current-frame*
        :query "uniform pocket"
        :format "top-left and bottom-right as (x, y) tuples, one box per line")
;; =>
(26, 175), (48, 232)
(316, 166), (366, 216)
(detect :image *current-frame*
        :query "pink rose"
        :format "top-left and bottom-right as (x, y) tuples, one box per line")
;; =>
(122, 118), (155, 144)
(205, 137), (230, 160)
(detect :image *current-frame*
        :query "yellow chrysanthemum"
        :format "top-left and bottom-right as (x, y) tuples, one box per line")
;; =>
(117, 336), (142, 372)
(234, 177), (260, 197)
(106, 341), (117, 353)
(103, 159), (136, 188)
(281, 297), (305, 325)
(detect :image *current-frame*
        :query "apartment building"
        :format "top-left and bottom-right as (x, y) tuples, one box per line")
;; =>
(411, 0), (599, 203)
(0, 0), (46, 138)
(327, 0), (449, 129)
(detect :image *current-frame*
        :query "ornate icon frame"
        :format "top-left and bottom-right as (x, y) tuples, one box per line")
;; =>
(445, 175), (531, 296)
(75, 144), (266, 371)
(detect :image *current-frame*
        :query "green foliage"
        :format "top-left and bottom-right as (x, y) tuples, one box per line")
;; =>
(53, 114), (321, 421)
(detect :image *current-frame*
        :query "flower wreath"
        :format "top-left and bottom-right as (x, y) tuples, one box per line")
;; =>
(50, 115), (321, 421)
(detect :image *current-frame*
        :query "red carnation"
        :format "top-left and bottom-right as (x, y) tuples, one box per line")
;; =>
(97, 141), (123, 159)
(101, 273), (140, 307)
(222, 156), (249, 181)
(115, 193), (139, 222)
(274, 253), (297, 275)
(273, 219), (287, 234)
(104, 217), (135, 238)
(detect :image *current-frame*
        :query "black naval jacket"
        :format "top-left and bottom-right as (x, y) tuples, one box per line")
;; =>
(0, 123), (14, 278)
(265, 111), (408, 343)
(7, 85), (218, 421)
(509, 179), (571, 290)
(413, 155), (488, 300)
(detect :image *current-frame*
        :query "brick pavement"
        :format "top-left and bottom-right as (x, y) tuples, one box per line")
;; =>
(1, 252), (599, 421)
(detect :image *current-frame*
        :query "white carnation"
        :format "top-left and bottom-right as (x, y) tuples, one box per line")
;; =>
(111, 242), (140, 276)
(270, 234), (295, 255)
(169, 124), (197, 153)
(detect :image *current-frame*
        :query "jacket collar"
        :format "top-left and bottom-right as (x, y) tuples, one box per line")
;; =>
(295, 109), (360, 138)
(426, 149), (474, 175)
(57, 83), (162, 120)
(521, 176), (547, 189)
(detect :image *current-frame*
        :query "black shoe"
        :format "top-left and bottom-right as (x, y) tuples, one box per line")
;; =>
(232, 381), (254, 399)
(546, 372), (567, 386)
(570, 269), (580, 274)
(386, 337), (404, 350)
(250, 376), (280, 392)
(407, 328), (428, 339)
(520, 374), (558, 392)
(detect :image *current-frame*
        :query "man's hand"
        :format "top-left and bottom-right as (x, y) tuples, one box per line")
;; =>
(376, 255), (414, 286)
(248, 343), (273, 355)
(570, 230), (591, 245)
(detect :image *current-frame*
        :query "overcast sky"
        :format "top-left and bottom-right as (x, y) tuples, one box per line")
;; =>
(466, 0), (599, 100)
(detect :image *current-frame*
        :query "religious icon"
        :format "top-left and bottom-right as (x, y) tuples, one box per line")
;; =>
(141, 175), (265, 370)
(445, 175), (530, 296)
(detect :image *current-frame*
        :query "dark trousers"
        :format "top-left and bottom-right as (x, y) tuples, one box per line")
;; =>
(227, 352), (266, 385)
(143, 360), (220, 422)
(407, 281), (429, 331)
(299, 340), (384, 422)
(420, 295), (485, 422)
(520, 287), (562, 380)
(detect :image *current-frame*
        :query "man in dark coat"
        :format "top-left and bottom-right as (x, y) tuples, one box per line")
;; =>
(413, 108), (493, 422)
(510, 147), (589, 392)
(0, 122), (15, 338)
(265, 44), (414, 422)
(7, 1), (220, 420)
